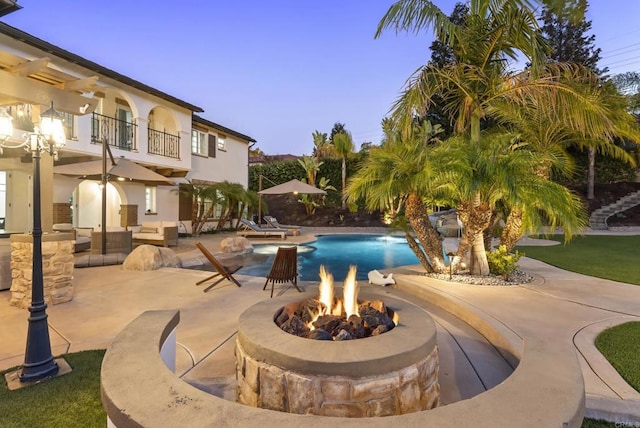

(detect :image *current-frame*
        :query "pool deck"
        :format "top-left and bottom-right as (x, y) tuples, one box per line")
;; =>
(1, 226), (640, 425)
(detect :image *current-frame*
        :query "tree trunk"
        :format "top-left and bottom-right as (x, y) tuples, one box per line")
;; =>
(404, 232), (434, 273)
(405, 194), (448, 273)
(341, 157), (347, 210)
(456, 195), (492, 276)
(500, 207), (524, 252)
(587, 147), (596, 200)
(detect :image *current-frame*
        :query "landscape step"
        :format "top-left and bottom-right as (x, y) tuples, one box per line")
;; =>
(589, 190), (640, 230)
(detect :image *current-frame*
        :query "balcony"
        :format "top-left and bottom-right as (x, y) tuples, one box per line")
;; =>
(148, 128), (180, 159)
(91, 112), (137, 151)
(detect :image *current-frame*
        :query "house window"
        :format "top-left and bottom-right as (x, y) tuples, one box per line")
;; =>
(61, 111), (75, 139)
(217, 134), (226, 151)
(145, 186), (157, 214)
(191, 130), (207, 155)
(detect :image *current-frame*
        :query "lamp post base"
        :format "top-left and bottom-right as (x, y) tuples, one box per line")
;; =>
(4, 358), (72, 391)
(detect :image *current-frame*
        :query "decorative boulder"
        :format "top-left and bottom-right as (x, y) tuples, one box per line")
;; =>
(220, 237), (253, 254)
(122, 245), (181, 271)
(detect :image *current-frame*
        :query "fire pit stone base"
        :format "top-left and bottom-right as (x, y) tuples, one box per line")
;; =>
(236, 342), (439, 417)
(236, 289), (440, 418)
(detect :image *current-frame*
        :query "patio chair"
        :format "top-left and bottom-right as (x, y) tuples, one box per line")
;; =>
(263, 216), (301, 235)
(194, 242), (243, 292)
(263, 246), (301, 298)
(237, 219), (287, 240)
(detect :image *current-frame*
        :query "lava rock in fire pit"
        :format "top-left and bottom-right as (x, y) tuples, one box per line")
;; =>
(335, 329), (354, 341)
(371, 324), (391, 336)
(280, 314), (310, 337)
(300, 299), (324, 324)
(307, 329), (332, 340)
(360, 306), (395, 332)
(313, 314), (342, 334)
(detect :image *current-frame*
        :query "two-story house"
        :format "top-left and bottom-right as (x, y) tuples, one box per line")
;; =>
(0, 21), (255, 236)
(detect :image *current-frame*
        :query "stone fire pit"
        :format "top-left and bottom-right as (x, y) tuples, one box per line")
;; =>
(236, 288), (439, 417)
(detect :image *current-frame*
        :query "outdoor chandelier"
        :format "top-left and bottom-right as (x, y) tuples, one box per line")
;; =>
(0, 102), (66, 157)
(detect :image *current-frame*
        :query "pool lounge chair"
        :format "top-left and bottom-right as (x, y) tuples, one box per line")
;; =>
(237, 219), (287, 240)
(263, 216), (301, 235)
(194, 242), (243, 291)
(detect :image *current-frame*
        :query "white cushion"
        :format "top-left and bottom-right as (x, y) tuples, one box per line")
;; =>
(128, 225), (143, 233)
(142, 221), (162, 230)
(132, 232), (164, 241)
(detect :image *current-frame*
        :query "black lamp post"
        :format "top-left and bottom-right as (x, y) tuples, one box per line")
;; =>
(0, 102), (66, 382)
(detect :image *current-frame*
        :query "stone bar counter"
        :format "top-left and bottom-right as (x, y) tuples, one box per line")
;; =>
(9, 232), (74, 308)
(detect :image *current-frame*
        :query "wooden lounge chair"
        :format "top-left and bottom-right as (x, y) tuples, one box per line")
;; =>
(237, 219), (286, 240)
(263, 246), (301, 298)
(263, 216), (301, 236)
(194, 242), (243, 292)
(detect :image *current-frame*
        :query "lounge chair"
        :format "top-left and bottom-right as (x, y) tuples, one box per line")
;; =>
(237, 219), (287, 240)
(263, 216), (301, 236)
(263, 246), (301, 298)
(194, 242), (243, 292)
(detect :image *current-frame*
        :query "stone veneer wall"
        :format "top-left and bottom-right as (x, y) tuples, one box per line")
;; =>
(9, 233), (74, 309)
(236, 341), (439, 417)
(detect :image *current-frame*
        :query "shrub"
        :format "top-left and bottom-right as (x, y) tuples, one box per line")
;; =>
(487, 245), (522, 280)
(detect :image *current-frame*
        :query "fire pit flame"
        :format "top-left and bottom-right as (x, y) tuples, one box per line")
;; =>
(277, 265), (397, 340)
(343, 265), (359, 318)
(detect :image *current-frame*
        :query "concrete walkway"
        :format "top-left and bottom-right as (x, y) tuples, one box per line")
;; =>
(1, 228), (639, 424)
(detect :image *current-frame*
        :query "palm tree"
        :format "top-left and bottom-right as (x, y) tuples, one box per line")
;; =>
(213, 181), (247, 230)
(312, 130), (332, 159)
(347, 121), (449, 274)
(332, 131), (354, 210)
(297, 155), (322, 187)
(491, 80), (640, 249)
(431, 132), (587, 273)
(376, 0), (635, 274)
(174, 181), (219, 237)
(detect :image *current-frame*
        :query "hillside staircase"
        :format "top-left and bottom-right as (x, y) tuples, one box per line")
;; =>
(589, 190), (640, 230)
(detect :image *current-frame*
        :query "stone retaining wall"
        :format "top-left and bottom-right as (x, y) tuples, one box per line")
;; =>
(9, 233), (74, 308)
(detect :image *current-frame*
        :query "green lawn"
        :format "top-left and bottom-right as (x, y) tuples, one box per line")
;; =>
(515, 234), (640, 285)
(595, 322), (640, 393)
(0, 350), (105, 428)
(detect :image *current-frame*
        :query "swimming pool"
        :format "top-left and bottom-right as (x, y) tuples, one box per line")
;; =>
(237, 234), (420, 281)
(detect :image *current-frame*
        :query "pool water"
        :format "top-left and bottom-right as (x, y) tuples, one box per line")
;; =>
(237, 234), (420, 281)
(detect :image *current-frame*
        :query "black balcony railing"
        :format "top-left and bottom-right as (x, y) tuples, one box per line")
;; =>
(148, 128), (180, 159)
(91, 112), (137, 151)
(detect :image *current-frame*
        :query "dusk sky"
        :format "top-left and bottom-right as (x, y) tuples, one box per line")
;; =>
(3, 1), (640, 155)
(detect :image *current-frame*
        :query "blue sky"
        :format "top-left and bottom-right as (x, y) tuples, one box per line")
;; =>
(3, 1), (640, 155)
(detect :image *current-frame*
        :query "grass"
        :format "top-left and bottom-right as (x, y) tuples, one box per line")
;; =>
(595, 322), (640, 393)
(515, 234), (640, 285)
(0, 350), (105, 428)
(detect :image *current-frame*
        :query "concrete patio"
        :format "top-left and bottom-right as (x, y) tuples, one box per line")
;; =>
(1, 228), (639, 425)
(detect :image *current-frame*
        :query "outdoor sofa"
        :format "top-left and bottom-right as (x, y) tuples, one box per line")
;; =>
(52, 223), (92, 252)
(127, 221), (179, 247)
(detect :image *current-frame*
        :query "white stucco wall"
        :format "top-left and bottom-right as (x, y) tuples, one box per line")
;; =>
(189, 135), (248, 187)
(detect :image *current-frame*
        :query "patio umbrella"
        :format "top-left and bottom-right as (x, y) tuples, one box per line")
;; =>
(54, 157), (175, 185)
(258, 179), (326, 195)
(257, 179), (326, 224)
(55, 154), (174, 255)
